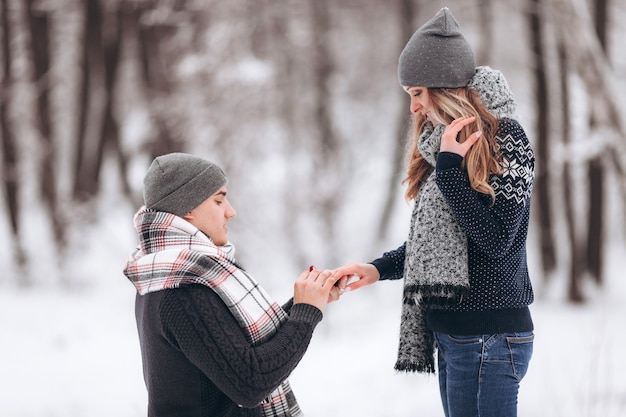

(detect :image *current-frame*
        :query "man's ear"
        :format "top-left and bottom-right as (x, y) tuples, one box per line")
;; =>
(182, 212), (193, 222)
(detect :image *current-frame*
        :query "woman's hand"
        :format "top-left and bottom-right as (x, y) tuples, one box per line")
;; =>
(329, 263), (380, 293)
(440, 116), (482, 157)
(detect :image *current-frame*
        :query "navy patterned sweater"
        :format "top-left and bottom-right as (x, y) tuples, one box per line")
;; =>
(372, 118), (535, 335)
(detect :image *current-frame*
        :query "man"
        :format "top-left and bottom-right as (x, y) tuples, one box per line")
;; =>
(124, 152), (341, 417)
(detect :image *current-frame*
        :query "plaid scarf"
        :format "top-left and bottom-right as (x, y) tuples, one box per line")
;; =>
(124, 207), (302, 417)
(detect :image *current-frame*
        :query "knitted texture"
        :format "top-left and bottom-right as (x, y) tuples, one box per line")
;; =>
(435, 119), (534, 313)
(143, 152), (227, 217)
(124, 208), (304, 416)
(395, 123), (469, 373)
(394, 66), (532, 373)
(134, 285), (321, 416)
(469, 66), (517, 119)
(398, 7), (475, 88)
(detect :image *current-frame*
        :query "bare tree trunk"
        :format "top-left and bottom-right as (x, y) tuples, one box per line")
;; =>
(593, 0), (608, 48)
(527, 0), (557, 276)
(71, 1), (133, 203)
(585, 0), (609, 285)
(310, 0), (336, 161)
(553, 0), (626, 296)
(377, 0), (416, 240)
(552, 0), (625, 176)
(1, 0), (28, 283)
(73, 0), (106, 201)
(25, 0), (67, 254)
(128, 2), (182, 159)
(558, 39), (585, 302)
(585, 154), (604, 285)
(102, 4), (130, 198)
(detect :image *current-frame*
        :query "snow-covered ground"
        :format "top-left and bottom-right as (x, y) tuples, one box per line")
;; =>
(1, 187), (625, 417)
(2, 2), (625, 414)
(1, 239), (625, 417)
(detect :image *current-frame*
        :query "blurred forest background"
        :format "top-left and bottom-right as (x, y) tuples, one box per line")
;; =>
(1, 0), (625, 304)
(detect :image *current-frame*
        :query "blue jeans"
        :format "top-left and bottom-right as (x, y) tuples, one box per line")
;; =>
(434, 332), (534, 417)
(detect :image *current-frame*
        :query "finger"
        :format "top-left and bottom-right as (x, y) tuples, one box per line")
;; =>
(449, 116), (476, 127)
(329, 268), (354, 282)
(328, 287), (342, 302)
(445, 117), (474, 133)
(445, 117), (476, 136)
(461, 130), (482, 151)
(468, 130), (482, 144)
(321, 271), (341, 289)
(308, 269), (325, 282)
(330, 265), (351, 275)
(299, 269), (320, 284)
(344, 276), (369, 292)
(334, 276), (348, 289)
(297, 270), (309, 281)
(302, 268), (321, 282)
(330, 272), (351, 284)
(442, 126), (464, 141)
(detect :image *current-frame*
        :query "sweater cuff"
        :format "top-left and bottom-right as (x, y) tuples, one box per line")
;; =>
(290, 303), (323, 327)
(370, 259), (390, 280)
(436, 152), (463, 171)
(282, 298), (294, 314)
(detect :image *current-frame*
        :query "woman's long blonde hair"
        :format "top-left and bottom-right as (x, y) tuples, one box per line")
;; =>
(403, 87), (502, 204)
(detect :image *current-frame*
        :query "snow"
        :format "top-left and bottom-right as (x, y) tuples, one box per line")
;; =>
(1, 204), (625, 417)
(2, 1), (625, 415)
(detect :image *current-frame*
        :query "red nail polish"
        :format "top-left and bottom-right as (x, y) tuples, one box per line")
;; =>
(309, 265), (315, 272)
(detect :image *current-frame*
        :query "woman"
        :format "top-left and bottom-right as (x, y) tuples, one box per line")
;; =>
(124, 152), (342, 417)
(332, 7), (535, 417)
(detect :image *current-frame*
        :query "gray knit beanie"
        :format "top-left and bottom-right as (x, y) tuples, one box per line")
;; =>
(143, 152), (228, 217)
(398, 7), (475, 88)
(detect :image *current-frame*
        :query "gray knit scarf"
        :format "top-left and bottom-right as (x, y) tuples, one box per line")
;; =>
(394, 66), (517, 373)
(394, 123), (469, 373)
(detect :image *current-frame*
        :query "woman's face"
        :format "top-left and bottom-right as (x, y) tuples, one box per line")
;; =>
(404, 86), (435, 122)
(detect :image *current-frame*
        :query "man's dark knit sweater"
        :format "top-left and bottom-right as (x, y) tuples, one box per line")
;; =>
(372, 118), (535, 336)
(135, 284), (322, 417)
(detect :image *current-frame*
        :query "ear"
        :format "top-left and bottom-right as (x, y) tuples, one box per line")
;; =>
(182, 212), (193, 222)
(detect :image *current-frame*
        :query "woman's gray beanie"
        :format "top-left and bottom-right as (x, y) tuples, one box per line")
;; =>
(143, 152), (227, 217)
(398, 7), (475, 88)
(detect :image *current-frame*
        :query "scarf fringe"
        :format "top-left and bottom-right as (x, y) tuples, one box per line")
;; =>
(394, 360), (436, 374)
(403, 283), (470, 307)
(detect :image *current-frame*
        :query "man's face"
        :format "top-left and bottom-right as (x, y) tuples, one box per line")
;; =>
(183, 186), (236, 246)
